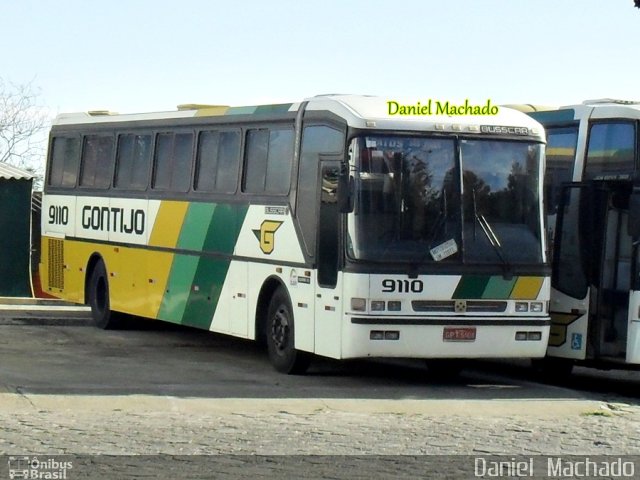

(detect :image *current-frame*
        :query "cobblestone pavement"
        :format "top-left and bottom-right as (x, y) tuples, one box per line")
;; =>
(1, 394), (639, 455)
(1, 395), (639, 478)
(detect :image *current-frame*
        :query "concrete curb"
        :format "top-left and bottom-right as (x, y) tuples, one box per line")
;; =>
(0, 393), (632, 417)
(0, 296), (91, 325)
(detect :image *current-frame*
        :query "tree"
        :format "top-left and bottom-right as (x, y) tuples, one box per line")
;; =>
(0, 78), (48, 186)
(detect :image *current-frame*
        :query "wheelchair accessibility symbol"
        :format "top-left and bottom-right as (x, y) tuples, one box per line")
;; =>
(571, 333), (583, 350)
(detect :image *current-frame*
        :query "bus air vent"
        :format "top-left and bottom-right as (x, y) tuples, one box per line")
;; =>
(48, 239), (64, 290)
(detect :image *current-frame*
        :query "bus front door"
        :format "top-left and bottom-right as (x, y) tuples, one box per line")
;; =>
(314, 161), (343, 359)
(554, 182), (640, 366)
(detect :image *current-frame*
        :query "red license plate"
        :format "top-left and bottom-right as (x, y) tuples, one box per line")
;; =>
(443, 327), (476, 342)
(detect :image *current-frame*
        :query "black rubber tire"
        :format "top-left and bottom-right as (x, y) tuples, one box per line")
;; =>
(266, 287), (311, 374)
(88, 260), (121, 329)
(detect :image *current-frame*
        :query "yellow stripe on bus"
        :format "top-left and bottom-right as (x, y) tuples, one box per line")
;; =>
(149, 201), (189, 249)
(510, 276), (544, 300)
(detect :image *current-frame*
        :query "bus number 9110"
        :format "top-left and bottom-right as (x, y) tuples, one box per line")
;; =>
(381, 279), (424, 293)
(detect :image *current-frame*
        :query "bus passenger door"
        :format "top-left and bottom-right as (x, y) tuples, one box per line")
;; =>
(548, 184), (591, 360)
(314, 161), (343, 359)
(626, 243), (640, 363)
(589, 186), (632, 361)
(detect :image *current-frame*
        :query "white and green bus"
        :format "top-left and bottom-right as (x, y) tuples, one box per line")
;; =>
(40, 95), (550, 374)
(525, 99), (640, 373)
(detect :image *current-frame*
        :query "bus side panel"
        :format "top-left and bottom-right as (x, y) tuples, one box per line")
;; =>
(243, 263), (316, 352)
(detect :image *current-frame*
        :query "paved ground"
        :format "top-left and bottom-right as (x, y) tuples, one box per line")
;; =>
(1, 393), (639, 455)
(1, 320), (639, 478)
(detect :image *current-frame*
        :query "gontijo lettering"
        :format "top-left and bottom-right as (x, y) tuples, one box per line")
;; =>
(81, 205), (145, 235)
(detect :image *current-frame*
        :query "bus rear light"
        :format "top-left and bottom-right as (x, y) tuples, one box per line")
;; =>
(351, 298), (366, 311)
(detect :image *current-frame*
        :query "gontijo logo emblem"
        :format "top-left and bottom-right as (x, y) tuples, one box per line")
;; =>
(253, 220), (283, 254)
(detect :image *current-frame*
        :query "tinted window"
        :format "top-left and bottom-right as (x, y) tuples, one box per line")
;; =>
(243, 128), (294, 194)
(216, 131), (240, 192)
(265, 129), (294, 194)
(80, 135), (114, 188)
(153, 132), (193, 191)
(49, 137), (80, 187)
(243, 129), (269, 193)
(545, 126), (578, 214)
(195, 131), (220, 192)
(195, 130), (240, 193)
(585, 122), (635, 180)
(115, 134), (152, 190)
(297, 125), (345, 256)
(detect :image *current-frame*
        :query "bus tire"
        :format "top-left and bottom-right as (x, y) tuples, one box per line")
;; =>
(88, 260), (121, 330)
(266, 287), (310, 374)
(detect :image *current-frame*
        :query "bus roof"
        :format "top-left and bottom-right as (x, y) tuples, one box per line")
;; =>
(512, 99), (640, 125)
(53, 94), (544, 140)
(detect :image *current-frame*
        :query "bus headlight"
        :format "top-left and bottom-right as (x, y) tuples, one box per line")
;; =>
(351, 298), (367, 311)
(530, 302), (544, 313)
(371, 301), (385, 311)
(515, 302), (529, 313)
(388, 301), (402, 311)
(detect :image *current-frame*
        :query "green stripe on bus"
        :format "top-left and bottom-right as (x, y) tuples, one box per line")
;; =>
(177, 203), (216, 251)
(452, 275), (491, 299)
(202, 204), (249, 254)
(157, 254), (200, 323)
(482, 276), (517, 299)
(181, 256), (231, 329)
(161, 202), (249, 328)
(254, 104), (293, 114)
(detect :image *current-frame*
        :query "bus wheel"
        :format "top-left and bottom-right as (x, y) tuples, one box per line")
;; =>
(266, 287), (310, 374)
(88, 260), (121, 330)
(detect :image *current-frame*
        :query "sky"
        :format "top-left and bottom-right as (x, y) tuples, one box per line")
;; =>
(2, 0), (639, 117)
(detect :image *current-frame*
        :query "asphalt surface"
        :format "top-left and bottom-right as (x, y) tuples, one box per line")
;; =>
(1, 317), (639, 479)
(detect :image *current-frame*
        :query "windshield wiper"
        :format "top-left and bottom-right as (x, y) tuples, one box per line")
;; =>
(472, 189), (512, 279)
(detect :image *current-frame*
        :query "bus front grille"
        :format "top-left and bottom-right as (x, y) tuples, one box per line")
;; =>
(412, 300), (507, 313)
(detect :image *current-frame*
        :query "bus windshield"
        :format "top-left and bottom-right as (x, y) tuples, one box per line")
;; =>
(348, 135), (544, 265)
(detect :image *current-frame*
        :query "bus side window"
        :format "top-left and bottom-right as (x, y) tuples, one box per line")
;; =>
(195, 130), (240, 194)
(243, 127), (294, 194)
(584, 122), (635, 180)
(115, 134), (152, 190)
(152, 132), (193, 192)
(79, 135), (114, 189)
(48, 136), (81, 188)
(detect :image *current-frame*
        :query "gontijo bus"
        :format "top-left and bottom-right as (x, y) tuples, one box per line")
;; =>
(40, 95), (550, 374)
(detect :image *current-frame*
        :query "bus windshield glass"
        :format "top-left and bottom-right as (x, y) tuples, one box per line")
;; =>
(348, 135), (544, 265)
